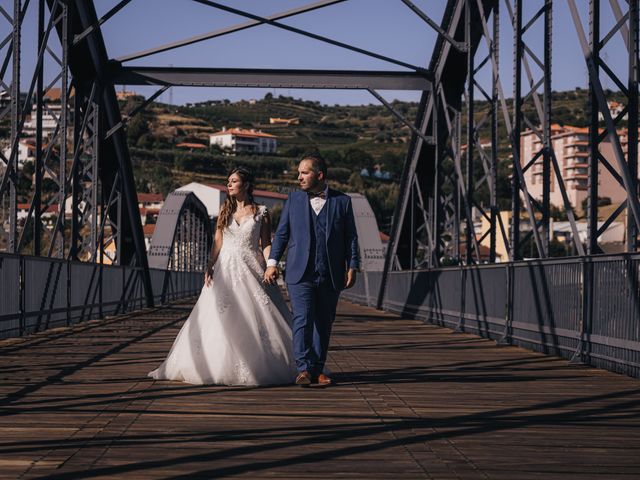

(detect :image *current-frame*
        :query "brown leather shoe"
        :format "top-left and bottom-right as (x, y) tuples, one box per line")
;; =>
(295, 371), (312, 386)
(316, 373), (333, 386)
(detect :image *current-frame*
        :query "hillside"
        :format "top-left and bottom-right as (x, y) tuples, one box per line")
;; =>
(125, 88), (625, 233)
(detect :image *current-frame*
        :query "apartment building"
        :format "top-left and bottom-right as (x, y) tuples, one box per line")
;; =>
(521, 124), (633, 212)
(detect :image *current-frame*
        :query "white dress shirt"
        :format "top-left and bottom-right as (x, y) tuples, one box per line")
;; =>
(309, 186), (328, 215)
(267, 185), (328, 268)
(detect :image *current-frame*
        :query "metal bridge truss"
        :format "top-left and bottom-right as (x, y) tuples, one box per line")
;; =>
(0, 0), (433, 311)
(147, 190), (212, 273)
(0, 1), (637, 331)
(384, 0), (639, 281)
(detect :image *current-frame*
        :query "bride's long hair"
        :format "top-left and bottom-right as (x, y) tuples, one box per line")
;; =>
(217, 167), (257, 230)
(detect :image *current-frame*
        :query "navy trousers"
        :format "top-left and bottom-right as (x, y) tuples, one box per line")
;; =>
(287, 277), (340, 375)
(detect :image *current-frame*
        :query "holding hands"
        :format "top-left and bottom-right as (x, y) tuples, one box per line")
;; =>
(264, 266), (279, 285)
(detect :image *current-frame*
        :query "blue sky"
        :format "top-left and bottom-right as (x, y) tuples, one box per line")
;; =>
(12, 0), (630, 106)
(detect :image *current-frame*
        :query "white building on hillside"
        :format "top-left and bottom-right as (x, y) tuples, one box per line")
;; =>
(23, 88), (68, 138)
(209, 127), (277, 154)
(599, 100), (627, 122)
(2, 139), (36, 167)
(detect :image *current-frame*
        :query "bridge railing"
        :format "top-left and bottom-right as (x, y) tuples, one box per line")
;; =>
(343, 253), (640, 378)
(0, 252), (203, 340)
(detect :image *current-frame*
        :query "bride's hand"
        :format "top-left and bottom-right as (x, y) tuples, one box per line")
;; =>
(263, 266), (278, 285)
(204, 270), (213, 287)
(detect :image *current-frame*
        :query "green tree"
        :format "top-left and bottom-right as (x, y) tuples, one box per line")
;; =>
(380, 151), (403, 178)
(343, 148), (373, 169)
(147, 164), (176, 197)
(320, 149), (342, 167)
(348, 171), (365, 191)
(363, 182), (399, 233)
(127, 115), (149, 143)
(22, 160), (35, 177)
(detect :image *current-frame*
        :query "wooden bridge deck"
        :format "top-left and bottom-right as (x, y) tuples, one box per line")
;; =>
(1, 298), (639, 479)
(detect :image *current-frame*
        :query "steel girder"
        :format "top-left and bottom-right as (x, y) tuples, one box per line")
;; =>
(378, 0), (498, 308)
(147, 191), (212, 273)
(378, 0), (639, 307)
(0, 0), (71, 257)
(567, 0), (640, 254)
(110, 66), (432, 91)
(1, 0), (637, 316)
(0, 0), (153, 310)
(55, 0), (154, 306)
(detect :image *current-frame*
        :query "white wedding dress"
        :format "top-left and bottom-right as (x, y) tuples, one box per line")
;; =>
(148, 205), (296, 386)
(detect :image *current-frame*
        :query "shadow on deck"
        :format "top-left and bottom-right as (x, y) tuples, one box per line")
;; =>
(1, 299), (639, 479)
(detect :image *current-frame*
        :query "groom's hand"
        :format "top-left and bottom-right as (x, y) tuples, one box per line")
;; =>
(264, 266), (279, 285)
(344, 268), (357, 289)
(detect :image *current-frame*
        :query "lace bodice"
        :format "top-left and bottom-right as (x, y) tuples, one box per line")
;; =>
(221, 205), (267, 252)
(217, 205), (268, 277)
(219, 204), (267, 259)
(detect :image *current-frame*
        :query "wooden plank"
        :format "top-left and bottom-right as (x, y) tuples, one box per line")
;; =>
(0, 298), (639, 479)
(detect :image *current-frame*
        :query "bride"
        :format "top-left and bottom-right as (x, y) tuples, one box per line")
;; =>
(148, 167), (296, 386)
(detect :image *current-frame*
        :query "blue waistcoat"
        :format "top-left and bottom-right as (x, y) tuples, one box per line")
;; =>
(305, 202), (330, 280)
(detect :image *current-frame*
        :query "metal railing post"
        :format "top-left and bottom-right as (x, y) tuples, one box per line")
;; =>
(457, 267), (466, 332)
(19, 254), (25, 336)
(498, 263), (513, 345)
(572, 257), (592, 365)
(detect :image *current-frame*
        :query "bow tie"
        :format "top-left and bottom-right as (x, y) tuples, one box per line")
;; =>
(308, 190), (326, 199)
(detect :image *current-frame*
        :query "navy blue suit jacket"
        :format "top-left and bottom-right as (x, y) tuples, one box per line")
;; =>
(270, 188), (359, 290)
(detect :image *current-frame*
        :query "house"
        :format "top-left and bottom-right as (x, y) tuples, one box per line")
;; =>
(0, 90), (29, 110)
(17, 203), (59, 226)
(137, 193), (164, 211)
(2, 139), (36, 167)
(209, 127), (277, 154)
(599, 100), (627, 122)
(23, 88), (70, 138)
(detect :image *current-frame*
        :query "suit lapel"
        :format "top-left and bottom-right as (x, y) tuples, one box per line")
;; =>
(301, 191), (311, 236)
(325, 188), (334, 243)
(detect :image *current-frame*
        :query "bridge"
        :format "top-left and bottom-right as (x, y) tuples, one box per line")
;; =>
(2, 299), (640, 478)
(0, 0), (639, 477)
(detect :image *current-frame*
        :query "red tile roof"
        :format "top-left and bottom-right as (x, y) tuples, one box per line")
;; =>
(459, 242), (492, 257)
(138, 193), (164, 203)
(176, 142), (207, 149)
(18, 203), (58, 213)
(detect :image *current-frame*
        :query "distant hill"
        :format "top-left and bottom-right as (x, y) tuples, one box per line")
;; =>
(172, 94), (417, 158)
(123, 88), (626, 232)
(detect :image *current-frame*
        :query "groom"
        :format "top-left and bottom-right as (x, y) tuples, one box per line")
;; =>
(264, 154), (359, 387)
